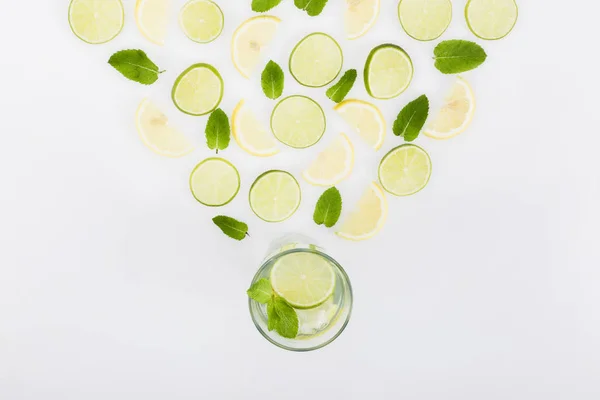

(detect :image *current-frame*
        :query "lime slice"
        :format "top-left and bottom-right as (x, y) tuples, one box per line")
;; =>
(271, 96), (326, 149)
(398, 0), (452, 41)
(364, 44), (413, 100)
(270, 252), (335, 309)
(189, 158), (240, 206)
(289, 33), (343, 87)
(249, 170), (301, 222)
(378, 144), (432, 196)
(68, 0), (124, 44)
(466, 0), (518, 40)
(172, 63), (223, 116)
(179, 0), (224, 43)
(135, 0), (169, 46)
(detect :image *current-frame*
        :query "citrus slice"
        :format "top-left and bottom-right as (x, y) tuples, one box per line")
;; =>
(249, 170), (301, 222)
(296, 298), (339, 335)
(337, 182), (388, 241)
(289, 33), (343, 87)
(398, 0), (452, 41)
(466, 0), (518, 40)
(189, 158), (240, 206)
(378, 144), (432, 196)
(345, 0), (380, 40)
(68, 0), (124, 44)
(334, 99), (386, 150)
(271, 96), (326, 149)
(424, 76), (475, 139)
(135, 99), (195, 157)
(270, 252), (336, 309)
(171, 63), (223, 116)
(231, 16), (280, 78)
(303, 133), (354, 186)
(232, 100), (279, 157)
(135, 0), (170, 45)
(179, 0), (224, 43)
(364, 44), (413, 99)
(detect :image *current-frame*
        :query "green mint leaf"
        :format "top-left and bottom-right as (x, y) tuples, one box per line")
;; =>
(261, 61), (284, 100)
(212, 216), (248, 241)
(433, 40), (487, 74)
(272, 297), (298, 338)
(205, 109), (231, 153)
(252, 0), (283, 12)
(313, 187), (342, 228)
(393, 95), (429, 142)
(108, 49), (164, 85)
(294, 0), (329, 16)
(326, 69), (357, 103)
(247, 278), (272, 304)
(266, 299), (280, 331)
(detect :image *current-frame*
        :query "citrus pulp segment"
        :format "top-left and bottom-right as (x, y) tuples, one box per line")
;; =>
(179, 0), (224, 43)
(68, 0), (124, 44)
(424, 77), (475, 139)
(231, 16), (281, 78)
(465, 0), (518, 40)
(336, 182), (388, 241)
(303, 133), (355, 186)
(334, 99), (386, 150)
(232, 100), (279, 157)
(289, 33), (343, 87)
(249, 171), (301, 222)
(398, 0), (452, 41)
(364, 44), (413, 100)
(271, 96), (326, 149)
(378, 144), (432, 196)
(189, 158), (240, 206)
(135, 0), (170, 45)
(171, 63), (223, 116)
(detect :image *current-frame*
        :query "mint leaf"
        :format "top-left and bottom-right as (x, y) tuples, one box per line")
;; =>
(433, 40), (487, 74)
(314, 187), (342, 228)
(212, 216), (248, 241)
(294, 0), (329, 16)
(261, 61), (284, 100)
(393, 95), (429, 142)
(205, 109), (230, 153)
(247, 278), (272, 303)
(252, 0), (283, 12)
(326, 69), (357, 103)
(108, 49), (164, 85)
(266, 300), (280, 331)
(272, 297), (298, 338)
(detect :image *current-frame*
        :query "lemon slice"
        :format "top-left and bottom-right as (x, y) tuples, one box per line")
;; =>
(424, 77), (475, 140)
(135, 0), (170, 45)
(379, 144), (432, 196)
(231, 16), (280, 78)
(398, 0), (452, 41)
(189, 158), (240, 207)
(466, 0), (518, 40)
(69, 0), (124, 44)
(303, 133), (354, 186)
(345, 0), (380, 40)
(179, 0), (224, 43)
(172, 63), (223, 116)
(364, 44), (413, 99)
(270, 252), (336, 309)
(232, 100), (279, 157)
(334, 99), (386, 150)
(249, 170), (301, 223)
(271, 96), (326, 149)
(135, 99), (195, 157)
(289, 33), (343, 87)
(337, 182), (388, 241)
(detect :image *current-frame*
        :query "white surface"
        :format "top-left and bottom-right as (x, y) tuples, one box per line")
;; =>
(1, 0), (600, 398)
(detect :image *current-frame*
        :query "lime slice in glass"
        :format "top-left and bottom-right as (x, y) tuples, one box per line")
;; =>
(271, 96), (326, 149)
(179, 0), (224, 43)
(68, 0), (124, 44)
(465, 0), (518, 40)
(172, 63), (223, 116)
(270, 252), (335, 309)
(364, 44), (413, 100)
(189, 158), (240, 206)
(398, 0), (452, 41)
(289, 33), (343, 87)
(378, 144), (432, 196)
(249, 170), (301, 222)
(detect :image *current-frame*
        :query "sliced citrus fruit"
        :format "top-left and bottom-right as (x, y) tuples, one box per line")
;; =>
(345, 0), (380, 40)
(364, 44), (413, 99)
(171, 63), (223, 116)
(424, 76), (475, 139)
(232, 100), (279, 157)
(337, 182), (388, 241)
(289, 33), (343, 87)
(179, 0), (224, 43)
(189, 158), (240, 206)
(379, 144), (432, 196)
(271, 96), (326, 149)
(398, 0), (452, 41)
(135, 0), (170, 45)
(297, 298), (339, 335)
(68, 0), (124, 44)
(466, 0), (518, 40)
(249, 170), (301, 222)
(303, 133), (354, 186)
(231, 16), (280, 78)
(334, 99), (386, 150)
(135, 99), (195, 157)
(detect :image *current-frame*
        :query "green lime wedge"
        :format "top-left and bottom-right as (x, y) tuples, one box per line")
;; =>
(190, 158), (240, 206)
(465, 0), (518, 40)
(271, 95), (326, 149)
(179, 0), (224, 43)
(398, 0), (452, 41)
(249, 170), (301, 222)
(378, 144), (432, 196)
(364, 44), (413, 100)
(68, 0), (124, 44)
(270, 252), (335, 309)
(289, 33), (343, 87)
(172, 63), (223, 116)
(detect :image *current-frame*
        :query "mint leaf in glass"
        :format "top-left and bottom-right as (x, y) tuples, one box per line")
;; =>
(393, 95), (429, 142)
(294, 0), (329, 16)
(108, 49), (164, 85)
(272, 297), (298, 338)
(261, 60), (284, 100)
(326, 69), (357, 103)
(247, 278), (272, 303)
(433, 40), (487, 74)
(267, 299), (280, 331)
(205, 109), (231, 153)
(252, 0), (283, 12)
(212, 216), (248, 241)
(314, 187), (342, 228)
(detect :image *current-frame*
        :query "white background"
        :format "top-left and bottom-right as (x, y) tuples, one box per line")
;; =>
(1, 0), (600, 398)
